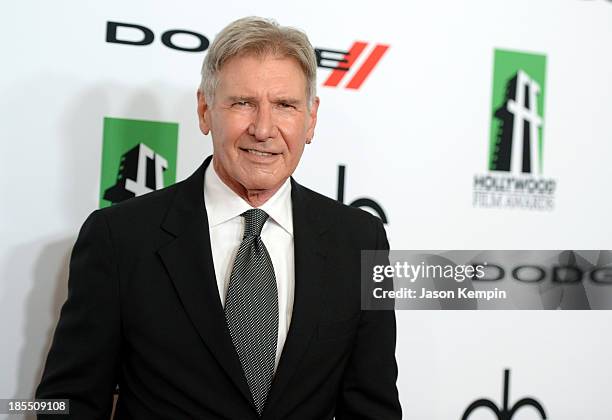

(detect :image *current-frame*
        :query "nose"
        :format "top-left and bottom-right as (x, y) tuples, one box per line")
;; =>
(248, 103), (278, 141)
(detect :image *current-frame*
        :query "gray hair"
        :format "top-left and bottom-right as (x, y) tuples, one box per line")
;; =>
(200, 16), (317, 108)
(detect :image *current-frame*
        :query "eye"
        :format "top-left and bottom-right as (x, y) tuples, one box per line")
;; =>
(278, 102), (295, 109)
(233, 101), (252, 108)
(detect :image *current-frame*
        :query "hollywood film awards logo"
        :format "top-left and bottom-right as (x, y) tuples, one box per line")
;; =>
(473, 49), (557, 211)
(462, 369), (547, 420)
(99, 117), (178, 208)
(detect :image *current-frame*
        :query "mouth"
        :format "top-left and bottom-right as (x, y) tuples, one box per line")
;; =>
(240, 148), (280, 157)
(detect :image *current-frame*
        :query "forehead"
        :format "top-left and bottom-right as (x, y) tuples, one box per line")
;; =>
(217, 53), (307, 97)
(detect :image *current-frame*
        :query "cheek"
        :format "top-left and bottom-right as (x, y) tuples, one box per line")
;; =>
(213, 116), (248, 151)
(284, 139), (306, 168)
(281, 120), (308, 153)
(286, 134), (305, 152)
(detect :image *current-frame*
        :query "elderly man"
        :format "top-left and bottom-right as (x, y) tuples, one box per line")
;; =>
(36, 17), (401, 419)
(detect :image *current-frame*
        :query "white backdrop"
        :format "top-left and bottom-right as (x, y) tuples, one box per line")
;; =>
(2, 0), (612, 418)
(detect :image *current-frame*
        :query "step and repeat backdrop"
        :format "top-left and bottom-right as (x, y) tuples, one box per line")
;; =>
(2, 0), (612, 418)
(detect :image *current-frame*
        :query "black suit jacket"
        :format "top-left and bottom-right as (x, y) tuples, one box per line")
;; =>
(36, 156), (401, 419)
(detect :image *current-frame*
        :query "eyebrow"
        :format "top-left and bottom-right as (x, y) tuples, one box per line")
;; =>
(226, 95), (303, 105)
(227, 95), (257, 103)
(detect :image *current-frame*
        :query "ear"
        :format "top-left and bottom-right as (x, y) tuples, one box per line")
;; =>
(197, 89), (211, 135)
(305, 96), (320, 143)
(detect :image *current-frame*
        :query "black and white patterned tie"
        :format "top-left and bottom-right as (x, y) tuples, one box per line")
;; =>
(224, 209), (278, 416)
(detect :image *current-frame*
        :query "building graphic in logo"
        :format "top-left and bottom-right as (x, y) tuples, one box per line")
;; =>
(462, 369), (547, 420)
(99, 117), (178, 208)
(316, 42), (389, 90)
(473, 49), (556, 211)
(489, 50), (546, 174)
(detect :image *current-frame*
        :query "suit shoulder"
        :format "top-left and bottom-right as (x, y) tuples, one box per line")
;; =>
(96, 180), (183, 224)
(298, 183), (383, 232)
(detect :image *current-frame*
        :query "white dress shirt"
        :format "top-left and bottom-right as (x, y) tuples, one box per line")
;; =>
(203, 160), (295, 370)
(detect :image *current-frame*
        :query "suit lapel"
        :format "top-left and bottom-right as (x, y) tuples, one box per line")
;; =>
(156, 156), (254, 409)
(263, 179), (330, 416)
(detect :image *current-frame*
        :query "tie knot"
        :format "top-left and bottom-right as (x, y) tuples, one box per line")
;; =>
(242, 209), (269, 238)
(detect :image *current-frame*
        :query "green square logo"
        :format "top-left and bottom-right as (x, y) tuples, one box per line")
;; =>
(99, 117), (179, 208)
(488, 49), (547, 174)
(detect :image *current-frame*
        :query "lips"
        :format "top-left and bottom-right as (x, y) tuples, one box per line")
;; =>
(240, 148), (280, 157)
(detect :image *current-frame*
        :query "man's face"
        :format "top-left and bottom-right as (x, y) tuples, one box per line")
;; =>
(197, 53), (319, 194)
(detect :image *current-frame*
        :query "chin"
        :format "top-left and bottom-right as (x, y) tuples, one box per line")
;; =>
(242, 175), (285, 191)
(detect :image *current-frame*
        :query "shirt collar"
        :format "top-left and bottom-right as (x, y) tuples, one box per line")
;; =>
(203, 158), (293, 236)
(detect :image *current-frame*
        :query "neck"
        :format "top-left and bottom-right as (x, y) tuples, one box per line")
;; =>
(242, 188), (281, 207)
(213, 158), (284, 207)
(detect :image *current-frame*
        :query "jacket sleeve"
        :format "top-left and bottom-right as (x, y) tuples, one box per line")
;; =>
(335, 217), (402, 419)
(36, 209), (121, 419)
